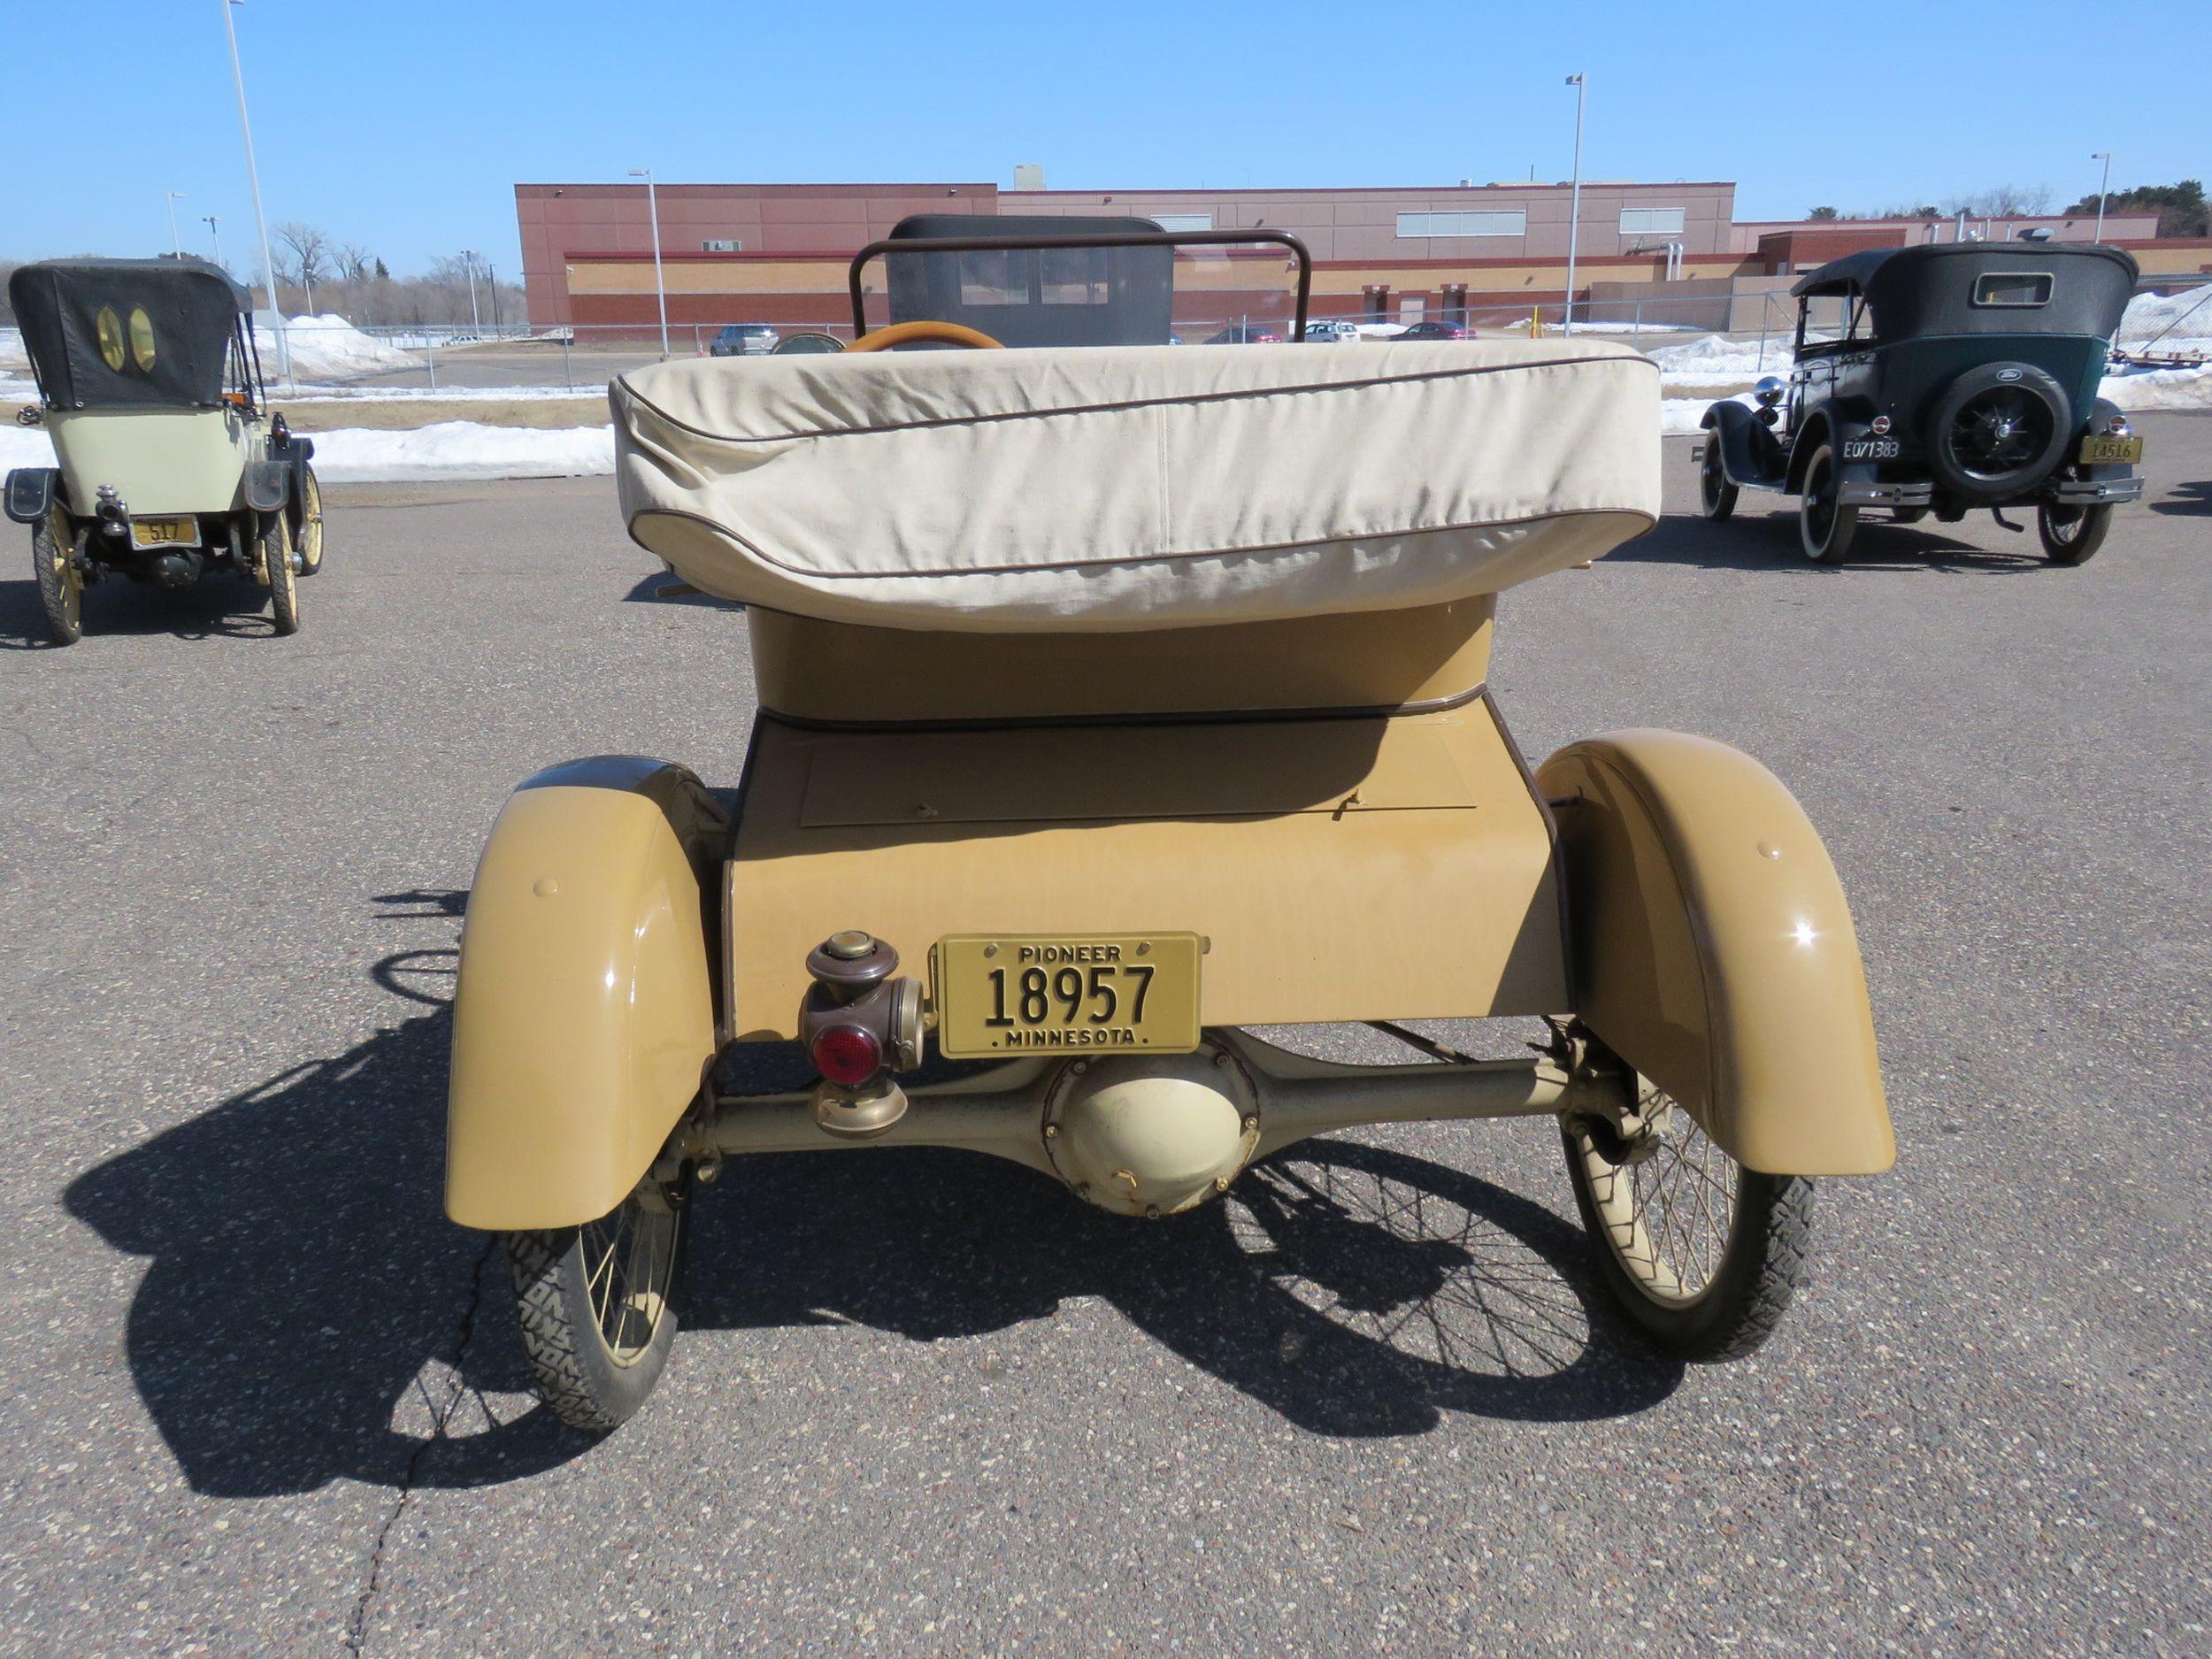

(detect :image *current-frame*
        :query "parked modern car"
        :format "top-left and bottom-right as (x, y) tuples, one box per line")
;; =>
(1302, 319), (1364, 344)
(1696, 243), (2144, 564)
(709, 323), (780, 357)
(1395, 319), (1471, 342)
(1202, 321), (1283, 344)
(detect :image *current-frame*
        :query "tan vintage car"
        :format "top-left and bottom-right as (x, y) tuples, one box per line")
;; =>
(445, 221), (1894, 1430)
(6, 258), (322, 644)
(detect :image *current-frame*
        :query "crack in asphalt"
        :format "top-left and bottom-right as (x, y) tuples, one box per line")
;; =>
(344, 1233), (499, 1655)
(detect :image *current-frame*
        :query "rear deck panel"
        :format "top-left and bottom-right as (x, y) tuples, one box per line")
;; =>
(724, 700), (1568, 1041)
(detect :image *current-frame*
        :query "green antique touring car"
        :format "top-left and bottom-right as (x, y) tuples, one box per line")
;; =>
(1697, 242), (2144, 564)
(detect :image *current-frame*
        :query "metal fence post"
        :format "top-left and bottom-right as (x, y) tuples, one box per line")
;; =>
(426, 340), (437, 391)
(562, 333), (573, 390)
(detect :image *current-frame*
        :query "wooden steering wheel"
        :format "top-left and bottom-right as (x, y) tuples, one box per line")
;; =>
(846, 320), (1004, 353)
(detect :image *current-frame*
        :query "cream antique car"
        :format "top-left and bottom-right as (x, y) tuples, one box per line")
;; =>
(6, 258), (322, 644)
(446, 221), (1894, 1430)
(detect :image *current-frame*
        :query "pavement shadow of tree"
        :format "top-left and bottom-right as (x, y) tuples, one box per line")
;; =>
(2148, 480), (2211, 515)
(686, 1116), (1683, 1437)
(62, 892), (586, 1499)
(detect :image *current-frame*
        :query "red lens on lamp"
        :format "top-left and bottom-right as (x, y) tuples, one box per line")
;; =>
(810, 1025), (881, 1087)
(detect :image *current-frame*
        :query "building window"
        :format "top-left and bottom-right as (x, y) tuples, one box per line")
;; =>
(1151, 213), (1213, 232)
(1617, 208), (1686, 236)
(1397, 211), (1526, 238)
(701, 238), (741, 252)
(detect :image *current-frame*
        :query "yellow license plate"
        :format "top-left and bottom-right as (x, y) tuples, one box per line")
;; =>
(130, 516), (197, 549)
(2078, 434), (2143, 465)
(933, 933), (1202, 1058)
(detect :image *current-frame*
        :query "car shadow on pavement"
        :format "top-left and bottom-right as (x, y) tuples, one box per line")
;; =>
(1618, 511), (2045, 573)
(0, 572), (283, 648)
(687, 1136), (1683, 1438)
(65, 889), (1678, 1497)
(621, 569), (743, 609)
(62, 895), (587, 1500)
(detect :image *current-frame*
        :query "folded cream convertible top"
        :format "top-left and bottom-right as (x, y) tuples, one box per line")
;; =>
(614, 339), (1659, 632)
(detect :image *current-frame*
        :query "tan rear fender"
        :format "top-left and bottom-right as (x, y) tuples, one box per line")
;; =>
(1537, 730), (1893, 1177)
(446, 757), (728, 1231)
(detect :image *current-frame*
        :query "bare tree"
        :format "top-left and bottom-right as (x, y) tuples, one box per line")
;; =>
(334, 241), (376, 285)
(273, 220), (333, 314)
(1944, 184), (2053, 219)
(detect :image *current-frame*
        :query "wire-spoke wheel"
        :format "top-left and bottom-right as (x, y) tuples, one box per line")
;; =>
(32, 501), (83, 646)
(258, 510), (299, 635)
(294, 465), (325, 575)
(508, 1184), (685, 1431)
(1697, 436), (1738, 521)
(1798, 443), (1858, 565)
(1562, 1083), (1814, 1361)
(2037, 500), (2112, 565)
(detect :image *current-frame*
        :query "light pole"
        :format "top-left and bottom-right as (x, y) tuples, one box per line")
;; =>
(2090, 151), (2113, 241)
(1563, 73), (1586, 336)
(629, 167), (671, 358)
(164, 191), (187, 257)
(220, 0), (289, 378)
(460, 248), (482, 332)
(204, 214), (222, 268)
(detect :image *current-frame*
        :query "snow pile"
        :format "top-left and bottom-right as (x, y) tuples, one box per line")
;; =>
(311, 421), (613, 482)
(1660, 392), (1759, 436)
(268, 315), (419, 381)
(0, 326), (27, 375)
(2114, 286), (2212, 359)
(0, 419), (615, 484)
(285, 383), (600, 404)
(1644, 333), (1795, 387)
(2101, 362), (2212, 411)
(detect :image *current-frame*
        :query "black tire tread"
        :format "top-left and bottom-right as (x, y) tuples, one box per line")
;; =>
(1699, 1171), (1815, 1362)
(1562, 1118), (1816, 1363)
(1699, 439), (1739, 522)
(2038, 502), (2112, 565)
(507, 1229), (627, 1432)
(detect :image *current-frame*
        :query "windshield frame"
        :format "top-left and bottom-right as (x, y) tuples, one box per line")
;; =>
(848, 227), (1313, 345)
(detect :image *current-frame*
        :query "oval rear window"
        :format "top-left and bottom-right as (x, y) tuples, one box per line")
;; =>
(95, 305), (127, 371)
(128, 307), (157, 372)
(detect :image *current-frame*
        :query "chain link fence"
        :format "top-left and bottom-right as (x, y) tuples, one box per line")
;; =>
(274, 283), (2084, 396)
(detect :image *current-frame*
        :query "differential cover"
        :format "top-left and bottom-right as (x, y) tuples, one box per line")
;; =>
(1042, 1048), (1259, 1217)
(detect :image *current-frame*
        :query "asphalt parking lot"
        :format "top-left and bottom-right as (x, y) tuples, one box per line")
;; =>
(1, 416), (2207, 1657)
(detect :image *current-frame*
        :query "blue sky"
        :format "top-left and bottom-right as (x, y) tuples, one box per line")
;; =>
(14, 0), (2200, 280)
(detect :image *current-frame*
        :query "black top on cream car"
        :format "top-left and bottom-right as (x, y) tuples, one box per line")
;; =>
(6, 257), (323, 643)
